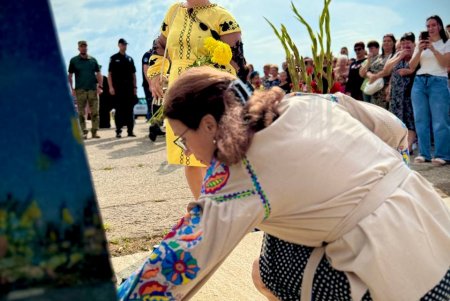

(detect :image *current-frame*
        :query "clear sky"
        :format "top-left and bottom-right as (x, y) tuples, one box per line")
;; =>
(49, 0), (450, 97)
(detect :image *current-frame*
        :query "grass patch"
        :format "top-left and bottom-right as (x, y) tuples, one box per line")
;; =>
(109, 238), (120, 245)
(108, 233), (167, 257)
(103, 222), (111, 232)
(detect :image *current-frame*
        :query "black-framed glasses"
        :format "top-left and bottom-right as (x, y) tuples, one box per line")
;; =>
(173, 127), (190, 151)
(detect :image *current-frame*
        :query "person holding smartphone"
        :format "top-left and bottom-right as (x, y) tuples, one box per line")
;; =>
(409, 15), (450, 166)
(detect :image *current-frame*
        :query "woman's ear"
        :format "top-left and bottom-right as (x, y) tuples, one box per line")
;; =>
(200, 114), (218, 134)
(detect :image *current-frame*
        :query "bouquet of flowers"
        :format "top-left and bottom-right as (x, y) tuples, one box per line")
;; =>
(148, 37), (232, 125)
(190, 37), (232, 69)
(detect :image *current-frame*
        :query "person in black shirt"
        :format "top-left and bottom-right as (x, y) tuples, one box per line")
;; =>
(346, 41), (367, 101)
(142, 47), (165, 142)
(142, 49), (153, 120)
(108, 38), (137, 138)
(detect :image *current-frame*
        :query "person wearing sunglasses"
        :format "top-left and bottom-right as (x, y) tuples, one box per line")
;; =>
(146, 0), (247, 200)
(346, 41), (367, 101)
(117, 66), (449, 301)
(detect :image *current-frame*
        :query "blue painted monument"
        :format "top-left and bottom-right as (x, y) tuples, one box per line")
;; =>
(0, 0), (116, 299)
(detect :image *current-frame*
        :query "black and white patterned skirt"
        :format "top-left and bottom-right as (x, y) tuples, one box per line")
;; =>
(259, 234), (450, 301)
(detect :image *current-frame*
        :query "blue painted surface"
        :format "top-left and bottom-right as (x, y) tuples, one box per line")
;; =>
(0, 1), (115, 299)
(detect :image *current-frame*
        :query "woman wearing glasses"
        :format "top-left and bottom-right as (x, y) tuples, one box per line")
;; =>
(118, 67), (450, 301)
(147, 0), (246, 199)
(409, 15), (450, 166)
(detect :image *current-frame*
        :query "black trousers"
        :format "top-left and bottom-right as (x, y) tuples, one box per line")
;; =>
(99, 95), (113, 128)
(143, 86), (153, 120)
(114, 93), (135, 134)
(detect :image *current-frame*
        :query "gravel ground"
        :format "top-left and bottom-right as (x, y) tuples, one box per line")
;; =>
(84, 119), (191, 255)
(84, 119), (450, 256)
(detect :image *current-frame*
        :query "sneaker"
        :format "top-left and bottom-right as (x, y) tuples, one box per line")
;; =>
(431, 158), (446, 167)
(149, 130), (157, 142)
(83, 134), (88, 140)
(414, 156), (426, 163)
(116, 133), (122, 139)
(155, 126), (165, 136)
(92, 132), (100, 139)
(127, 133), (136, 137)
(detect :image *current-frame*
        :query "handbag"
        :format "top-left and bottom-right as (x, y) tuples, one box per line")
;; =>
(363, 77), (384, 96)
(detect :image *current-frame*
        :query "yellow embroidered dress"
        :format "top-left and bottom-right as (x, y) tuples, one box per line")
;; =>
(148, 3), (241, 166)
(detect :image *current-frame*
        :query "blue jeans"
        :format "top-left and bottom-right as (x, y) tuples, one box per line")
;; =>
(411, 75), (450, 161)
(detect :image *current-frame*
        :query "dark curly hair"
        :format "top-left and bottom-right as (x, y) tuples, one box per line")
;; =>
(164, 66), (284, 165)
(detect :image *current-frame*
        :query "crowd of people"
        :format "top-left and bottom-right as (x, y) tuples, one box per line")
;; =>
(67, 2), (450, 299)
(68, 20), (450, 168)
(244, 17), (450, 167)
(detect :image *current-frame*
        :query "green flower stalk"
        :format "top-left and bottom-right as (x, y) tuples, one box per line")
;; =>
(266, 0), (334, 93)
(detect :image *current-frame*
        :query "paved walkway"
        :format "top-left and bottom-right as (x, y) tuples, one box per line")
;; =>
(86, 119), (450, 300)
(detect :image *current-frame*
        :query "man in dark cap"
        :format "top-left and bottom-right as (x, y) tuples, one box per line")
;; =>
(68, 40), (103, 139)
(108, 38), (137, 138)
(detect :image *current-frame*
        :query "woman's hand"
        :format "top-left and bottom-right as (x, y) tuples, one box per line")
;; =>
(150, 76), (164, 99)
(397, 68), (411, 77)
(367, 72), (378, 83)
(418, 40), (429, 51)
(395, 50), (407, 60)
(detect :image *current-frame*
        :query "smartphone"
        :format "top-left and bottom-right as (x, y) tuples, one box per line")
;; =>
(420, 31), (429, 41)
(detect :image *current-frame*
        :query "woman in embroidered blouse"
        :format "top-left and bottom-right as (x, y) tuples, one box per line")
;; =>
(147, 0), (246, 200)
(118, 67), (450, 301)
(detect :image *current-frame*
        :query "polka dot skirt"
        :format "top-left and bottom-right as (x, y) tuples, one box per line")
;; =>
(259, 234), (450, 301)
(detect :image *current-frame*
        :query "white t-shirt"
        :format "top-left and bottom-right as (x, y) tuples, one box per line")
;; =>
(415, 39), (450, 77)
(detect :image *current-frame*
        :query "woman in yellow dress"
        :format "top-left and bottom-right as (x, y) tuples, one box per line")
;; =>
(148, 0), (246, 199)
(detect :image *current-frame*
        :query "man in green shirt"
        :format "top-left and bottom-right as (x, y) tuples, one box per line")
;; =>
(68, 40), (103, 139)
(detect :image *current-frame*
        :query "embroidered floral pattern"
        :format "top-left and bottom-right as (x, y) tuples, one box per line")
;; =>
(182, 3), (217, 10)
(161, 248), (200, 285)
(329, 94), (339, 103)
(202, 159), (230, 194)
(161, 22), (168, 32)
(143, 295), (174, 301)
(219, 20), (240, 32)
(212, 189), (256, 203)
(231, 40), (247, 81)
(242, 157), (271, 219)
(139, 281), (167, 296)
(397, 147), (410, 166)
(118, 206), (203, 300)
